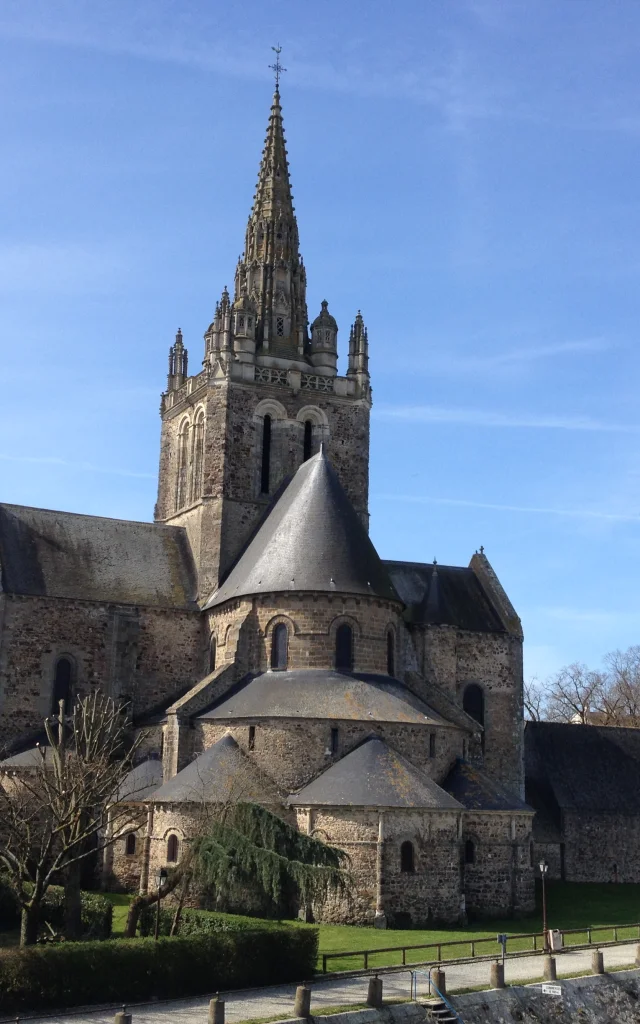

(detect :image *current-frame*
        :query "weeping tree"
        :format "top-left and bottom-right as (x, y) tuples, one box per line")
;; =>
(124, 801), (351, 937)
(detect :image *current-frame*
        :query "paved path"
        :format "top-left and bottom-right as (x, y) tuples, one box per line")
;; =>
(10, 943), (640, 1024)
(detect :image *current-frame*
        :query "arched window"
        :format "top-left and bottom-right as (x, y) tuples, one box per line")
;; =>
(463, 684), (485, 728)
(209, 635), (217, 673)
(191, 412), (205, 501)
(176, 419), (191, 509)
(400, 841), (415, 873)
(125, 833), (137, 856)
(167, 835), (179, 863)
(464, 839), (476, 865)
(271, 623), (288, 671)
(387, 630), (395, 677)
(51, 657), (73, 716)
(303, 420), (313, 462)
(335, 624), (354, 672)
(261, 415), (272, 494)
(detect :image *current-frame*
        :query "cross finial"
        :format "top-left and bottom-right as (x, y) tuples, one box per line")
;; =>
(269, 44), (286, 88)
(479, 545), (485, 555)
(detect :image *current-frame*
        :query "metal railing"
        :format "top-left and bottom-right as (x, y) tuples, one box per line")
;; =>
(320, 921), (640, 973)
(412, 968), (465, 1023)
(320, 931), (543, 973)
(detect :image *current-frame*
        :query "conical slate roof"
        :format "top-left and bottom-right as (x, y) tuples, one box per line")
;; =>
(288, 736), (463, 810)
(149, 734), (279, 805)
(205, 452), (400, 608)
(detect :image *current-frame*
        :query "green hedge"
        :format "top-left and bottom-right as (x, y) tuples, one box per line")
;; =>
(0, 928), (319, 1012)
(139, 905), (283, 937)
(0, 882), (112, 940)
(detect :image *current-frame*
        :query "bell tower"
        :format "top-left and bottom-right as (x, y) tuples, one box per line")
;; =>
(155, 76), (372, 601)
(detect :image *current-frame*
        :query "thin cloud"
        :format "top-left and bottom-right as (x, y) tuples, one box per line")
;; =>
(0, 453), (154, 480)
(375, 405), (639, 433)
(407, 337), (609, 376)
(375, 492), (639, 523)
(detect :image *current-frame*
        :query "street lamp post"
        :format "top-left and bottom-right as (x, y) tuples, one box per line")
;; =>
(154, 867), (168, 940)
(539, 860), (549, 950)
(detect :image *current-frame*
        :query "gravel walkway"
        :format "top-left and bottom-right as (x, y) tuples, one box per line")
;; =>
(10, 942), (640, 1024)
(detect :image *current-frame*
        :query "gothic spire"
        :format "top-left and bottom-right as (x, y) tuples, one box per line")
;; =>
(238, 82), (308, 358)
(348, 311), (369, 379)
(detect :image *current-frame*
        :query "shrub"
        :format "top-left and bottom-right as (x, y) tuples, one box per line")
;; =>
(0, 928), (319, 1012)
(0, 874), (20, 929)
(40, 888), (113, 940)
(138, 905), (283, 937)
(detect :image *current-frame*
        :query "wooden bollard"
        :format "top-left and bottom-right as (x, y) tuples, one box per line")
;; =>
(592, 949), (604, 975)
(367, 976), (383, 1008)
(543, 956), (557, 981)
(635, 944), (640, 967)
(114, 1010), (132, 1024)
(490, 961), (505, 989)
(208, 995), (225, 1024)
(294, 984), (312, 1019)
(432, 968), (446, 996)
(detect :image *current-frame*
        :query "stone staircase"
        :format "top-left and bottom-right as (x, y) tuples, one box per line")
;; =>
(424, 998), (461, 1023)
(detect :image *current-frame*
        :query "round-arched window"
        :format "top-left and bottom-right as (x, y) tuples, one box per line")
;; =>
(387, 630), (395, 677)
(167, 835), (179, 863)
(335, 624), (354, 672)
(51, 657), (73, 716)
(400, 841), (415, 873)
(271, 623), (288, 671)
(463, 684), (485, 727)
(125, 833), (137, 856)
(464, 839), (476, 865)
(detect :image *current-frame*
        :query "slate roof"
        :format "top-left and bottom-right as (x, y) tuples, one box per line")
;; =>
(0, 745), (53, 768)
(198, 670), (453, 727)
(289, 736), (463, 809)
(149, 734), (280, 804)
(384, 561), (505, 632)
(0, 504), (197, 608)
(525, 721), (640, 815)
(443, 759), (530, 812)
(112, 758), (164, 803)
(205, 451), (399, 608)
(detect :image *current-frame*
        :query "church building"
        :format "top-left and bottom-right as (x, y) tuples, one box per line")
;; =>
(0, 83), (534, 925)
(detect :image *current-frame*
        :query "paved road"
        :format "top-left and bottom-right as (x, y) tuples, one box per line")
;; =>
(10, 942), (640, 1024)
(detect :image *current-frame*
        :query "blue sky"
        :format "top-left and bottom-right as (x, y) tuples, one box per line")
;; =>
(2, 0), (639, 682)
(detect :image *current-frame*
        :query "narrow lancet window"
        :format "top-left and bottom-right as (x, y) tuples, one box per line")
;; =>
(51, 657), (73, 716)
(261, 415), (272, 494)
(303, 420), (313, 462)
(271, 623), (288, 671)
(387, 630), (395, 677)
(400, 841), (415, 873)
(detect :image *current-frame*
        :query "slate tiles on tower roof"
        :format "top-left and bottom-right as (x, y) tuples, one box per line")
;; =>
(204, 451), (399, 608)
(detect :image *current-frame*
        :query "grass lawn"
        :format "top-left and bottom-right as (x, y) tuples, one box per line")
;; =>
(101, 882), (640, 972)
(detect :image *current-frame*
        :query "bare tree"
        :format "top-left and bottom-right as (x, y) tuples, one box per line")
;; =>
(523, 677), (546, 721)
(545, 663), (607, 724)
(0, 693), (144, 944)
(605, 646), (640, 726)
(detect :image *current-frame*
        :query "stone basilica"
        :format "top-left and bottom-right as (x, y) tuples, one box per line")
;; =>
(0, 84), (534, 924)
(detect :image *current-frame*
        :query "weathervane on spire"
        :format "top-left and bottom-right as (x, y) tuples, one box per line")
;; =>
(269, 44), (286, 88)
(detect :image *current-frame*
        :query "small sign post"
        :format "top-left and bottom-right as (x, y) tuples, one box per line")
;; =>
(497, 933), (508, 968)
(541, 983), (562, 997)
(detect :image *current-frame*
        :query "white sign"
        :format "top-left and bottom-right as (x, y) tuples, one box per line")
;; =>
(541, 984), (562, 997)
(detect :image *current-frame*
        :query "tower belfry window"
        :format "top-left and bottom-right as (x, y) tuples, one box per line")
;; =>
(271, 624), (288, 671)
(261, 415), (272, 494)
(303, 420), (313, 462)
(276, 316), (285, 337)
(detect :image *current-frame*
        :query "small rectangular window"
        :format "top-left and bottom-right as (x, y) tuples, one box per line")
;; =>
(330, 727), (339, 755)
(276, 316), (285, 336)
(429, 733), (436, 758)
(248, 725), (256, 751)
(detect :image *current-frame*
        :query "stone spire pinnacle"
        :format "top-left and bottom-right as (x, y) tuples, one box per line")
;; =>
(348, 310), (370, 383)
(235, 83), (308, 359)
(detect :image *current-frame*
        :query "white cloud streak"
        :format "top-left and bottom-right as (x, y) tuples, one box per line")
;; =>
(375, 492), (639, 523)
(375, 405), (639, 433)
(417, 337), (609, 375)
(0, 453), (154, 480)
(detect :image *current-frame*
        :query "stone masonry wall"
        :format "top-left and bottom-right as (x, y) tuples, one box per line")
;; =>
(562, 811), (640, 883)
(461, 812), (535, 917)
(207, 593), (404, 678)
(411, 625), (524, 796)
(197, 717), (463, 792)
(0, 593), (203, 748)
